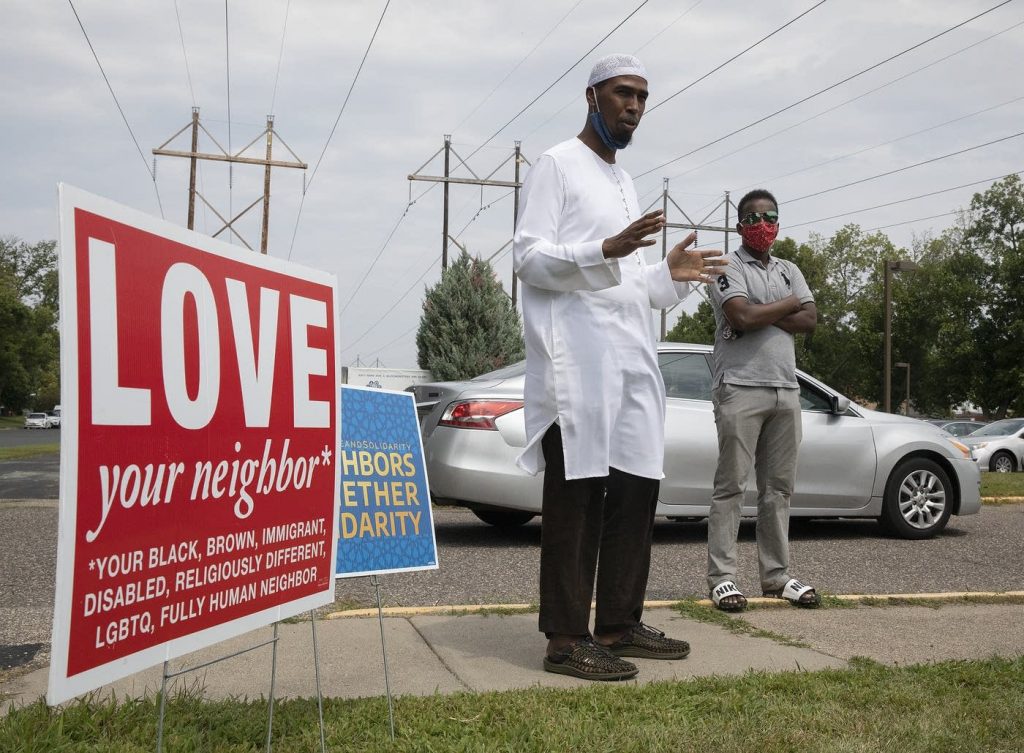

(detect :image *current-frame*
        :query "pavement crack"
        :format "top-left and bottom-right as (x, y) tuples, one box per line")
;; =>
(405, 617), (473, 692)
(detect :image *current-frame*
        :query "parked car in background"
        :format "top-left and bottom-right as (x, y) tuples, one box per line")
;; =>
(925, 419), (988, 438)
(411, 343), (981, 540)
(961, 418), (1024, 473)
(23, 412), (52, 429)
(47, 411), (61, 428)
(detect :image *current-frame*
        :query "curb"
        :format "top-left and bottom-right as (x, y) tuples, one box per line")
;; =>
(324, 591), (1024, 619)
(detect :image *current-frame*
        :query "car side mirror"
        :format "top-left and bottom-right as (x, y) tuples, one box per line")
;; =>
(829, 395), (850, 415)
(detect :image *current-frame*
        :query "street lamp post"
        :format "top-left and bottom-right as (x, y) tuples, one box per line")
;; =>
(895, 361), (910, 416)
(883, 259), (919, 413)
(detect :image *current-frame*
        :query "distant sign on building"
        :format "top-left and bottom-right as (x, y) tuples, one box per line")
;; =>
(342, 366), (433, 392)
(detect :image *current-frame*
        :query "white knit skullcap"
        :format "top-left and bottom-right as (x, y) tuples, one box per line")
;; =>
(587, 54), (647, 87)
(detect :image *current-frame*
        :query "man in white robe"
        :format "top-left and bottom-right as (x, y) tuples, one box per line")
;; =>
(513, 54), (725, 680)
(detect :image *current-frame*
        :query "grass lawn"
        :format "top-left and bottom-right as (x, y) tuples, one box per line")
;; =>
(980, 471), (1024, 500)
(2, 657), (1022, 752)
(0, 444), (59, 461)
(0, 416), (25, 429)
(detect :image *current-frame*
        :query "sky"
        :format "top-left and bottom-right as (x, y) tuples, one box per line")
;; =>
(3, 0), (1023, 367)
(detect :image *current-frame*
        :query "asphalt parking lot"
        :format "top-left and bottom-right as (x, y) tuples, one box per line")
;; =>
(2, 461), (1022, 656)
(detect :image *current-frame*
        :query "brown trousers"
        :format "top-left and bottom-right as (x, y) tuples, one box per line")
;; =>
(538, 424), (660, 637)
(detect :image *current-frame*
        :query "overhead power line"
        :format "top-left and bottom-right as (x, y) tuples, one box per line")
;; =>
(287, 0), (391, 259)
(639, 15), (1024, 198)
(633, 0), (704, 55)
(269, 0), (292, 115)
(785, 169), (1024, 229)
(864, 210), (959, 233)
(67, 0), (164, 217)
(463, 0), (652, 164)
(359, 321), (419, 361)
(340, 255), (440, 356)
(450, 0), (585, 135)
(750, 92), (1024, 189)
(338, 185), (433, 317)
(170, 0), (209, 232)
(635, 0), (1015, 179)
(786, 130), (1024, 204)
(172, 0), (196, 106)
(646, 0), (829, 115)
(522, 0), (704, 141)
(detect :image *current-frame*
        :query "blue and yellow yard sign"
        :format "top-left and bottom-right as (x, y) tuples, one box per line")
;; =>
(335, 385), (438, 577)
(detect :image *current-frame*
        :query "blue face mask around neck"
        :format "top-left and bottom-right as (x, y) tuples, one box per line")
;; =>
(589, 90), (631, 151)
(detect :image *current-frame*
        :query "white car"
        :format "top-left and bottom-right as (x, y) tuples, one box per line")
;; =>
(23, 412), (52, 429)
(961, 418), (1024, 473)
(411, 343), (982, 540)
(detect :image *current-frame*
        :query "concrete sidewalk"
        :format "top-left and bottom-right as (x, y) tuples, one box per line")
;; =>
(4, 599), (1024, 709)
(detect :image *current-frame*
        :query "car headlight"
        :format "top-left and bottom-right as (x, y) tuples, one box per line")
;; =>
(947, 438), (972, 458)
(971, 442), (988, 450)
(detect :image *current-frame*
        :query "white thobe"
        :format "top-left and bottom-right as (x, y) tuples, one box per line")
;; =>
(513, 137), (691, 480)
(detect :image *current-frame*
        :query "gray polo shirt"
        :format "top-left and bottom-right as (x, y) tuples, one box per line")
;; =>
(709, 246), (814, 389)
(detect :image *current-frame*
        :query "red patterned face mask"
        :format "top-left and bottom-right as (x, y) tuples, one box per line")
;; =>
(739, 221), (779, 253)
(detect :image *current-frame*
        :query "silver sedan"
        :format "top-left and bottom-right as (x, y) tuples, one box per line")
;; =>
(411, 343), (981, 539)
(962, 418), (1024, 473)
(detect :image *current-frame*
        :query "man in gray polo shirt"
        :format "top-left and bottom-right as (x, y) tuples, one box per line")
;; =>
(706, 188), (819, 612)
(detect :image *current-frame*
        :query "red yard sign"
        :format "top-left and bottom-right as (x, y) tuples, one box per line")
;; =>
(48, 186), (340, 704)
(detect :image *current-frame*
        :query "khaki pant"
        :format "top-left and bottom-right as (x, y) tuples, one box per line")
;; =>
(707, 383), (802, 593)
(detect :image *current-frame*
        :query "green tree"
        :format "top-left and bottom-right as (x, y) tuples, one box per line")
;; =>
(665, 297), (715, 345)
(416, 250), (524, 381)
(961, 175), (1024, 417)
(0, 237), (58, 310)
(892, 177), (1023, 419)
(0, 237), (60, 412)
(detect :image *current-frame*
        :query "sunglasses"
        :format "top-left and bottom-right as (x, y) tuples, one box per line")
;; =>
(739, 211), (779, 226)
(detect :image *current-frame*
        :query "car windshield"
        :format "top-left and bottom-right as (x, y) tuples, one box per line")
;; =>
(471, 361), (527, 381)
(970, 418), (1024, 437)
(29, 413), (46, 419)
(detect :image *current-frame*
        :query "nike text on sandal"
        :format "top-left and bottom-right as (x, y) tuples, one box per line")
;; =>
(604, 622), (690, 660)
(543, 637), (639, 681)
(763, 578), (820, 608)
(710, 580), (747, 612)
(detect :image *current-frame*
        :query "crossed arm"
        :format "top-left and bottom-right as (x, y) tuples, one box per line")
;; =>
(722, 295), (817, 334)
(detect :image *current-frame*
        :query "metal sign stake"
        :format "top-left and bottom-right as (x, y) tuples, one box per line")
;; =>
(371, 574), (396, 740)
(311, 610), (327, 753)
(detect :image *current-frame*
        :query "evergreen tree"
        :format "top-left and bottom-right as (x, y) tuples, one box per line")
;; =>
(416, 250), (524, 381)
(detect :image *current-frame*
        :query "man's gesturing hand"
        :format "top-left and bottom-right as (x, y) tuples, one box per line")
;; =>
(602, 210), (665, 258)
(667, 232), (727, 283)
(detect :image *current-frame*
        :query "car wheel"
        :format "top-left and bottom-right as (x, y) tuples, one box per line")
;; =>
(471, 509), (536, 528)
(879, 458), (953, 539)
(989, 451), (1017, 473)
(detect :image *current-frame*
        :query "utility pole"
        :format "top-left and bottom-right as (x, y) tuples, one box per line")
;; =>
(442, 135), (451, 269)
(650, 187), (738, 340)
(409, 138), (528, 292)
(882, 259), (919, 412)
(511, 141), (522, 310)
(187, 108), (199, 229)
(153, 108), (306, 253)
